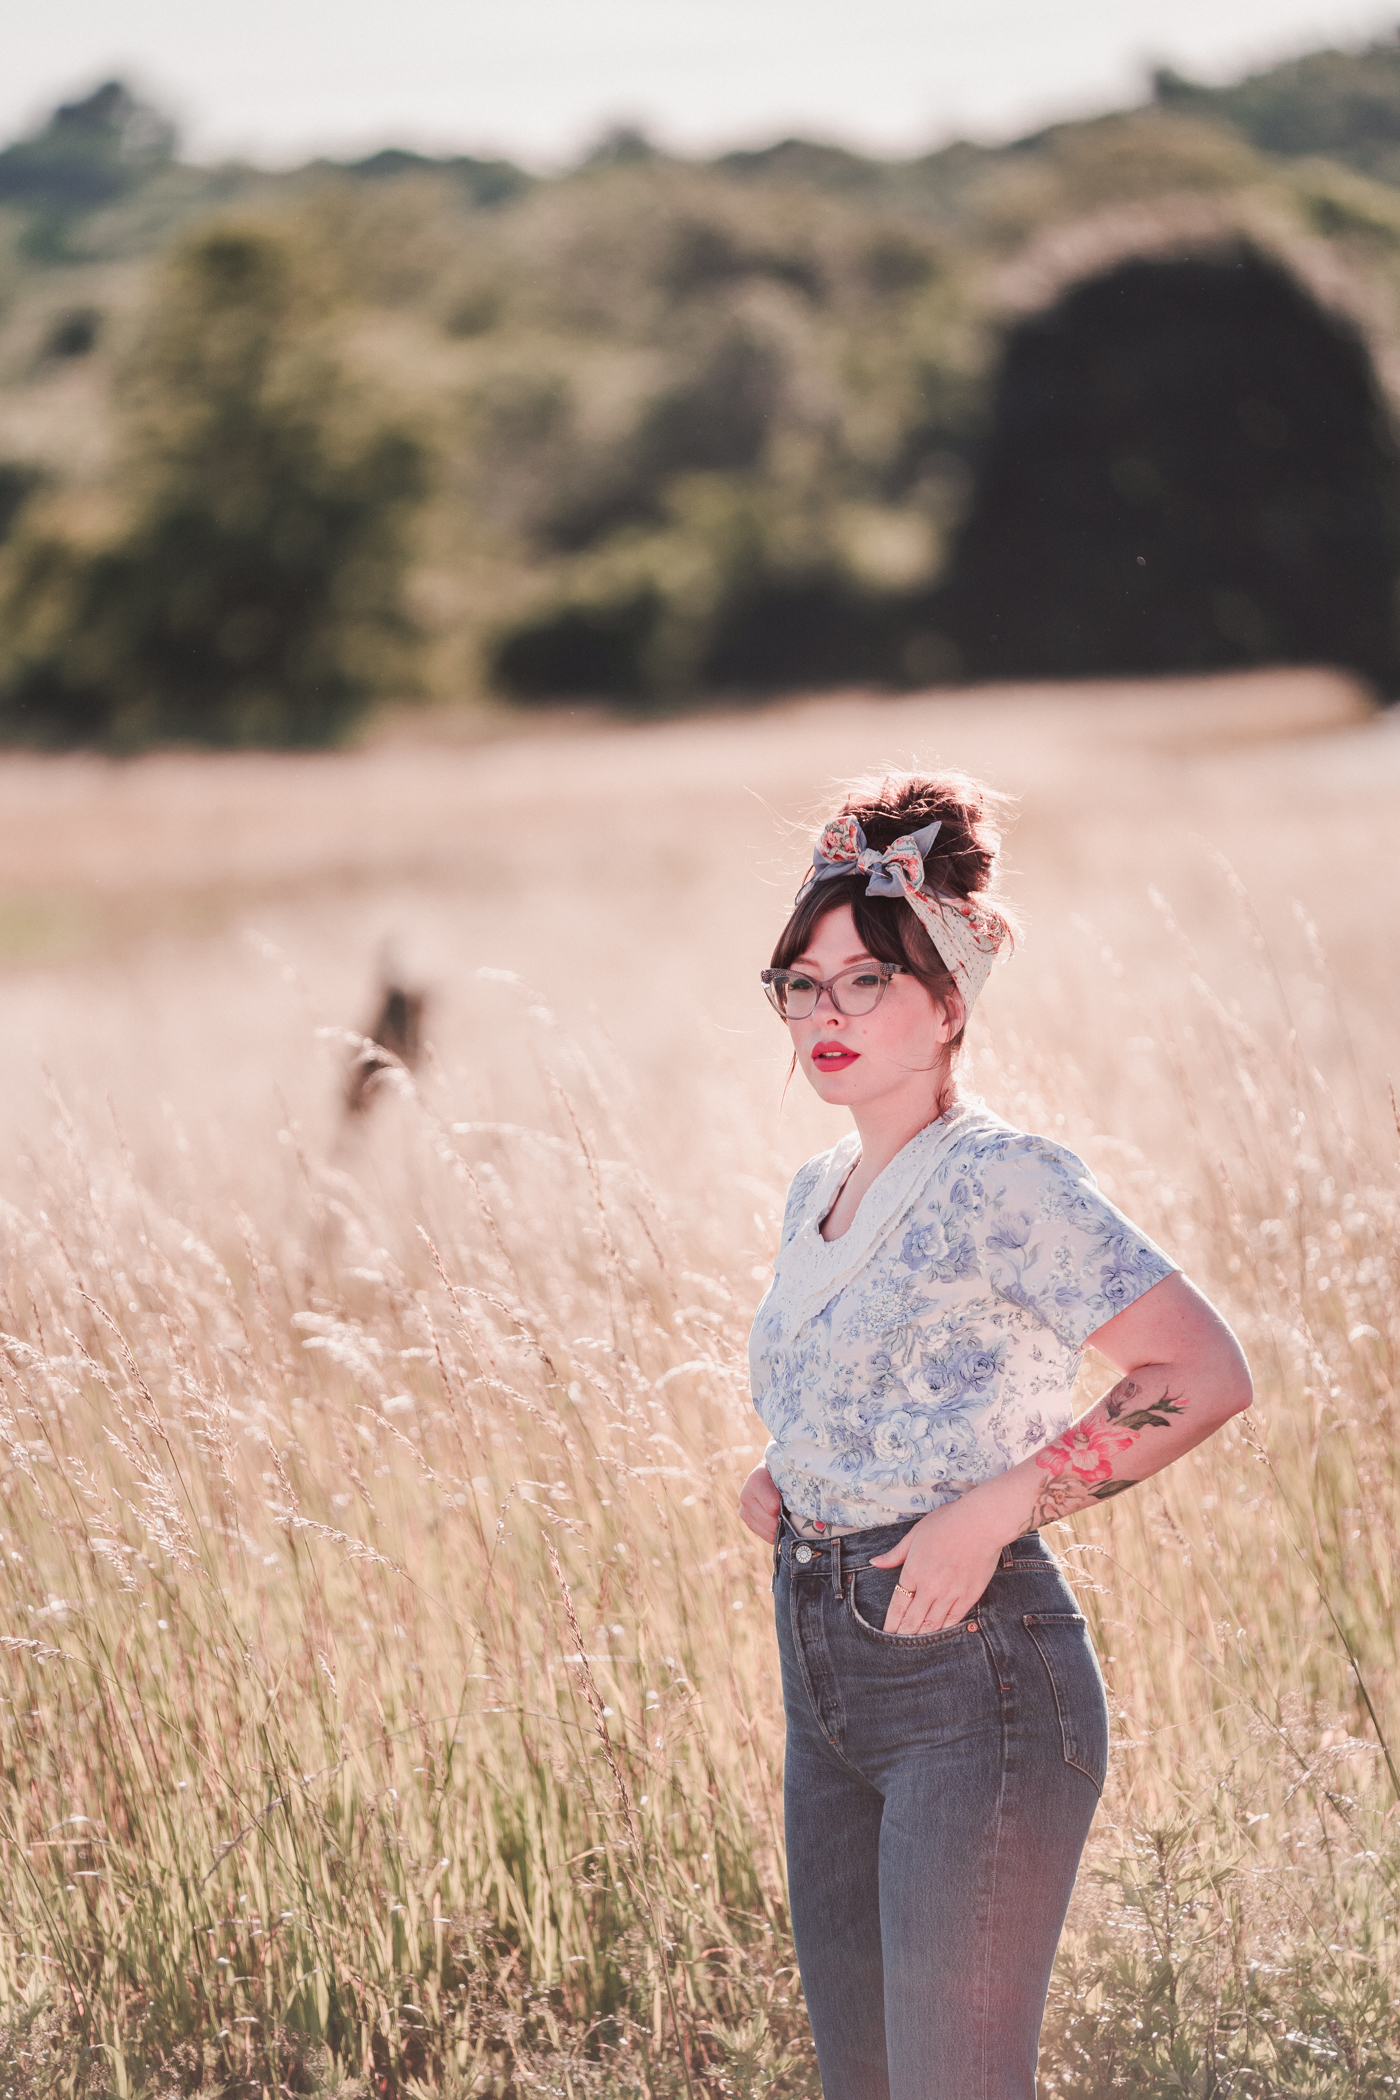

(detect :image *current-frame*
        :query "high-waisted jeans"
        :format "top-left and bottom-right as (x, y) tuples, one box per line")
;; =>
(773, 1514), (1108, 2100)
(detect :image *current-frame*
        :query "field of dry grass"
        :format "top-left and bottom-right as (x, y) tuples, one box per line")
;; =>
(0, 668), (1396, 2095)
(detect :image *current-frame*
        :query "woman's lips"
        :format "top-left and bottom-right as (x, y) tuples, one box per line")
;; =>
(812, 1041), (860, 1071)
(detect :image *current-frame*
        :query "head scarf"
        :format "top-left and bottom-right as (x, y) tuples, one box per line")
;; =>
(798, 814), (1008, 1009)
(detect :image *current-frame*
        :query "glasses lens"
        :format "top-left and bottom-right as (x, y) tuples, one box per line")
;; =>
(831, 967), (888, 1015)
(780, 971), (820, 1018)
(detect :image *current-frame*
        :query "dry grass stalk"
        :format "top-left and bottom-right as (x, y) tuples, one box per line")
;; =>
(0, 675), (1393, 2093)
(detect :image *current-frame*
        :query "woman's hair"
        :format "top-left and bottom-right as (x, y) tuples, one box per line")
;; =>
(770, 771), (1014, 1052)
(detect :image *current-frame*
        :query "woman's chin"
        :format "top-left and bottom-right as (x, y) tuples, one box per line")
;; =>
(804, 1066), (872, 1106)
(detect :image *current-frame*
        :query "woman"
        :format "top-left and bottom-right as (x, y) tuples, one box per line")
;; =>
(739, 772), (1251, 2100)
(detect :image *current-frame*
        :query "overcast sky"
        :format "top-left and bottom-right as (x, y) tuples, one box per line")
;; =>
(7, 1), (1397, 169)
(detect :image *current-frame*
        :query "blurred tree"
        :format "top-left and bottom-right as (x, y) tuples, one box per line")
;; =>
(491, 476), (907, 703)
(936, 245), (1400, 689)
(540, 317), (790, 550)
(0, 225), (426, 748)
(0, 465), (42, 542)
(333, 146), (530, 208)
(1153, 37), (1400, 184)
(42, 306), (102, 359)
(0, 81), (175, 215)
(10, 40), (1400, 719)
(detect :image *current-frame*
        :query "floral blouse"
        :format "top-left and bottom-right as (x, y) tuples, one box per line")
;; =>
(749, 1101), (1178, 1533)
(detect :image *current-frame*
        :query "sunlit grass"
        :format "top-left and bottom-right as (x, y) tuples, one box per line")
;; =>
(0, 680), (1395, 2094)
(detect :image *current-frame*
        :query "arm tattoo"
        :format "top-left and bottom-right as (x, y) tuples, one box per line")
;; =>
(1028, 1374), (1187, 1528)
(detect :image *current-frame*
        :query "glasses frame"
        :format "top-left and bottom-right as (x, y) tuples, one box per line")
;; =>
(760, 961), (908, 1020)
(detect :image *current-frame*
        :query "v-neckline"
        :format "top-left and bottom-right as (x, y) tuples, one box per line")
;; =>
(817, 1152), (863, 1243)
(764, 1101), (995, 1343)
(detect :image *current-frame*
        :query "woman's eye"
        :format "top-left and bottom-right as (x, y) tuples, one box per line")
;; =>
(849, 972), (881, 988)
(788, 975), (818, 993)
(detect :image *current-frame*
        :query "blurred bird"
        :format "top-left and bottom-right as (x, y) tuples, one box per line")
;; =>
(344, 962), (426, 1116)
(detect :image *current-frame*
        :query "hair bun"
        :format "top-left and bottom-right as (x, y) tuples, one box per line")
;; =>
(833, 770), (1008, 902)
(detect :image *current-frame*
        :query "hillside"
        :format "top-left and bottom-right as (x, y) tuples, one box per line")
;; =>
(3, 47), (1400, 734)
(1153, 32), (1400, 183)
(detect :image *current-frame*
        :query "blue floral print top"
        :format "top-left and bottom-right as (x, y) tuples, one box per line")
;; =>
(749, 1101), (1177, 1533)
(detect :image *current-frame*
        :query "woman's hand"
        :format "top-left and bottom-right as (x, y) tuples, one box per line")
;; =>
(871, 1493), (1008, 1636)
(739, 1463), (782, 1543)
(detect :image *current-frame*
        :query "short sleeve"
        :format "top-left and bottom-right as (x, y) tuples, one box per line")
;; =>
(975, 1136), (1178, 1350)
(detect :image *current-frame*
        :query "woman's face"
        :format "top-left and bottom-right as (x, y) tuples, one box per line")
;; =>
(783, 904), (961, 1114)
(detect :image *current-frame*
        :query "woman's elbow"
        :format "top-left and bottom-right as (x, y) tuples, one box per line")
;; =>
(1224, 1367), (1254, 1418)
(1215, 1343), (1254, 1420)
(1187, 1326), (1253, 1423)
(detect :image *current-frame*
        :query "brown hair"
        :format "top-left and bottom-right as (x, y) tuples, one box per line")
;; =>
(771, 771), (1014, 1053)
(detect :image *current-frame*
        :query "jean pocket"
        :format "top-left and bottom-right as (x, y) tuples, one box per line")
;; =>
(1022, 1613), (1109, 1791)
(845, 1568), (976, 1646)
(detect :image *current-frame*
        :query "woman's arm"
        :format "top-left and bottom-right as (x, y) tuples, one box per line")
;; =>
(874, 1271), (1253, 1636)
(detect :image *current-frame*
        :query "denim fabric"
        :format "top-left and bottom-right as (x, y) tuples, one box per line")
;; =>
(774, 1515), (1107, 2100)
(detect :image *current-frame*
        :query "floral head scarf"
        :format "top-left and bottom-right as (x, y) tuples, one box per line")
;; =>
(799, 815), (1008, 1009)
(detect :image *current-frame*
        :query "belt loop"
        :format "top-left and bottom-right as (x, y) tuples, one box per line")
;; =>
(831, 1533), (843, 1596)
(1000, 1541), (1015, 1569)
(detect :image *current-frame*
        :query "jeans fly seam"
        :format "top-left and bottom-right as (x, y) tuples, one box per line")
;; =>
(810, 1584), (847, 1756)
(783, 1576), (855, 1763)
(783, 1576), (826, 1744)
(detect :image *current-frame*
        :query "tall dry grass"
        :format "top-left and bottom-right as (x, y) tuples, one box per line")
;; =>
(0, 670), (1396, 2094)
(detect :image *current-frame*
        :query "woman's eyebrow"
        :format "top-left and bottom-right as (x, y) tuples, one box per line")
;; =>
(792, 951), (878, 968)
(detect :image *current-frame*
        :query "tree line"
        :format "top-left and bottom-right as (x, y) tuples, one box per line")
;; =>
(3, 49), (1400, 746)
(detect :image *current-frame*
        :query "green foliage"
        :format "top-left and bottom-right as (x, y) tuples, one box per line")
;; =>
(462, 163), (978, 701)
(9, 42), (1400, 716)
(0, 225), (427, 749)
(1155, 35), (1400, 186)
(490, 476), (928, 703)
(538, 318), (795, 552)
(0, 80), (175, 218)
(0, 463), (42, 542)
(330, 145), (531, 208)
(1041, 1819), (1400, 2097)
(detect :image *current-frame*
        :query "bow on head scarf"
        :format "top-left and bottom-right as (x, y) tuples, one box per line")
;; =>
(800, 814), (1008, 1010)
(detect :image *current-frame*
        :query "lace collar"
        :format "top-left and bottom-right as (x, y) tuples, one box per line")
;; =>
(768, 1100), (989, 1343)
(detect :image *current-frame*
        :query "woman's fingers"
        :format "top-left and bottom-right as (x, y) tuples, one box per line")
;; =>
(887, 1597), (915, 1633)
(869, 1544), (908, 1568)
(893, 1595), (939, 1635)
(886, 1580), (937, 1635)
(884, 1577), (976, 1635)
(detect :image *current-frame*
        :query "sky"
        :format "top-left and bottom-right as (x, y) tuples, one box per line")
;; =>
(6, 1), (1398, 170)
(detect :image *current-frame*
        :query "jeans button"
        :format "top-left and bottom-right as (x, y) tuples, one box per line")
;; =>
(795, 1545), (813, 1564)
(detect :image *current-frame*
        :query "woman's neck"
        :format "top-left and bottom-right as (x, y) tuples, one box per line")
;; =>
(850, 1082), (959, 1185)
(821, 1077), (960, 1242)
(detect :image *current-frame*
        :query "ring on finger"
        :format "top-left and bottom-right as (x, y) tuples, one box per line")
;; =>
(894, 1582), (916, 1598)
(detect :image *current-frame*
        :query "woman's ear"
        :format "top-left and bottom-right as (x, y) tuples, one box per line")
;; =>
(939, 988), (966, 1043)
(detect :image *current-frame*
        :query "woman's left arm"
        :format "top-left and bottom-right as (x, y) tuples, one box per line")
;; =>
(875, 1271), (1253, 1636)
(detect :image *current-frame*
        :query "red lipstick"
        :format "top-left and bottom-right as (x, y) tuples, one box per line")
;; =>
(812, 1040), (860, 1071)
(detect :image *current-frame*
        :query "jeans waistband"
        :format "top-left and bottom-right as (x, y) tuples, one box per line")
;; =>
(773, 1508), (1048, 1592)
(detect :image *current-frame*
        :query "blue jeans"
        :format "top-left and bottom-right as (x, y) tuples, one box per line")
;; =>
(774, 1515), (1108, 2100)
